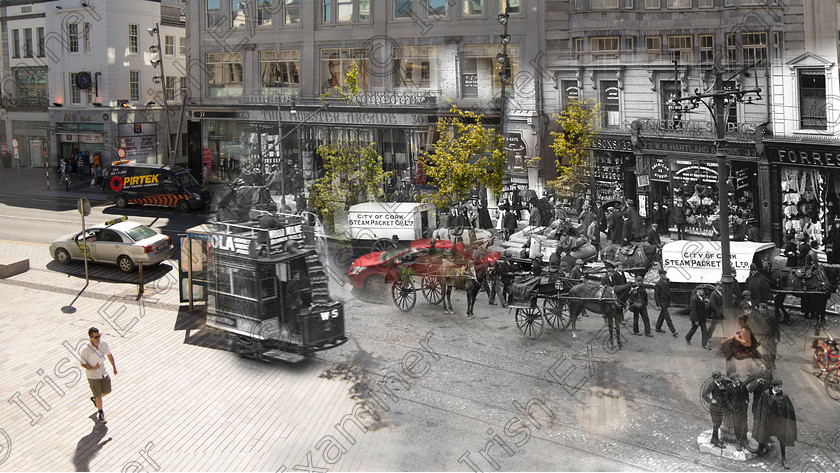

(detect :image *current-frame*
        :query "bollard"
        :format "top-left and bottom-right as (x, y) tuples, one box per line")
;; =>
(46, 169), (50, 190)
(138, 261), (144, 294)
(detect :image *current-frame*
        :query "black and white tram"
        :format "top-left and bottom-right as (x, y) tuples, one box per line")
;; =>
(182, 212), (346, 361)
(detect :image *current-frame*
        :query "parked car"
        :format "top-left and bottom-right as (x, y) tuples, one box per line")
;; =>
(50, 216), (174, 273)
(347, 237), (500, 291)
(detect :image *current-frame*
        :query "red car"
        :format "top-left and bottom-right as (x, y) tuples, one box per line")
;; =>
(347, 238), (501, 292)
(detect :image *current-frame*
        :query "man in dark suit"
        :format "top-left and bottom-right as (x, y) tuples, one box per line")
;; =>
(745, 264), (773, 304)
(797, 234), (811, 266)
(747, 220), (761, 242)
(569, 259), (585, 283)
(707, 281), (725, 340)
(702, 371), (729, 448)
(647, 223), (662, 246)
(654, 269), (677, 336)
(727, 373), (750, 452)
(503, 208), (518, 241)
(609, 207), (625, 245)
(686, 286), (710, 349)
(629, 275), (652, 336)
(613, 263), (628, 286)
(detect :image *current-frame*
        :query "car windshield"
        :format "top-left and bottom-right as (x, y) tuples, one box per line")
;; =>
(378, 248), (409, 263)
(124, 225), (158, 242)
(176, 171), (200, 188)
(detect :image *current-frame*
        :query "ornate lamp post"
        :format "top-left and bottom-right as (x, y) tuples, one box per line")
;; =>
(497, 2), (512, 170)
(669, 68), (762, 315)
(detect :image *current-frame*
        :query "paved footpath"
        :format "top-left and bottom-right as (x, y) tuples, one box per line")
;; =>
(0, 240), (404, 472)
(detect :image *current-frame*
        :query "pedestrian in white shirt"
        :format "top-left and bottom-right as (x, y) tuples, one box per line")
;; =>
(80, 327), (117, 424)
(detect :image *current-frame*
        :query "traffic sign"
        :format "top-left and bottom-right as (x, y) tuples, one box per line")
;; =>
(117, 148), (126, 159)
(11, 138), (18, 149)
(78, 198), (91, 217)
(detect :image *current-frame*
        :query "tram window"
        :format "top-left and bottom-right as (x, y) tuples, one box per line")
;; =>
(261, 277), (277, 299)
(231, 267), (257, 299)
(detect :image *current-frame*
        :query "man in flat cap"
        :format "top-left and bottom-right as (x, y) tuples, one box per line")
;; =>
(727, 373), (750, 451)
(702, 370), (729, 448)
(654, 268), (678, 337)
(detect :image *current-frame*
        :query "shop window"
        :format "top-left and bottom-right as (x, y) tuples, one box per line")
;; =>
(591, 37), (619, 60)
(14, 68), (47, 108)
(799, 69), (827, 130)
(206, 0), (221, 27)
(394, 46), (438, 89)
(463, 0), (484, 15)
(37, 28), (45, 58)
(781, 168), (823, 246)
(667, 35), (692, 64)
(501, 0), (522, 13)
(206, 51), (244, 97)
(258, 0), (274, 26)
(68, 23), (79, 53)
(561, 80), (580, 109)
(699, 35), (714, 67)
(260, 49), (301, 91)
(645, 36), (661, 62)
(601, 80), (620, 127)
(395, 0), (413, 17)
(429, 0), (448, 15)
(130, 70), (140, 102)
(128, 24), (138, 54)
(591, 0), (619, 9)
(23, 28), (33, 58)
(320, 48), (368, 93)
(284, 0), (301, 23)
(461, 45), (519, 100)
(232, 0), (247, 28)
(742, 32), (767, 68)
(11, 29), (19, 59)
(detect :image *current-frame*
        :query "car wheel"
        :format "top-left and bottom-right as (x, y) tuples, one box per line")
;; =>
(54, 248), (71, 265)
(117, 255), (135, 273)
(363, 273), (386, 297)
(114, 195), (128, 208)
(176, 199), (191, 214)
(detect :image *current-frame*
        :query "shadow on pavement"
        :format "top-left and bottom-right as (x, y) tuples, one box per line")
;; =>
(72, 422), (111, 472)
(174, 306), (230, 352)
(46, 260), (174, 284)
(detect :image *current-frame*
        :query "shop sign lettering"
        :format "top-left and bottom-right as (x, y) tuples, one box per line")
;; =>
(633, 118), (756, 138)
(214, 235), (251, 255)
(347, 213), (412, 229)
(642, 139), (756, 157)
(62, 112), (92, 122)
(591, 138), (632, 151)
(651, 158), (670, 181)
(663, 251), (751, 270)
(772, 148), (840, 168)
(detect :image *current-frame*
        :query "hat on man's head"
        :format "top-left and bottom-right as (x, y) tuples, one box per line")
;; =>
(771, 379), (783, 386)
(730, 373), (740, 380)
(576, 259), (585, 265)
(711, 370), (722, 378)
(742, 290), (752, 296)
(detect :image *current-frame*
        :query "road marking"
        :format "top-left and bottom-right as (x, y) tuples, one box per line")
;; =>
(0, 214), (75, 223)
(0, 239), (50, 247)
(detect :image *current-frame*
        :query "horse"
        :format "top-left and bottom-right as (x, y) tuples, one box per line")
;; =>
(769, 265), (840, 334)
(565, 282), (633, 349)
(600, 242), (659, 277)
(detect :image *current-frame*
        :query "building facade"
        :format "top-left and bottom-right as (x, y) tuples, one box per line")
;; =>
(184, 0), (544, 195)
(0, 0), (185, 169)
(542, 0), (827, 243)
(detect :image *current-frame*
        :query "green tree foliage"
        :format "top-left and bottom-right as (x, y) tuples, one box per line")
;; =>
(320, 62), (362, 102)
(422, 105), (505, 209)
(309, 143), (394, 230)
(549, 99), (601, 196)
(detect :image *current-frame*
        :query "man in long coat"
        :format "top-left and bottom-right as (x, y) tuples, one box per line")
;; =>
(754, 379), (797, 469)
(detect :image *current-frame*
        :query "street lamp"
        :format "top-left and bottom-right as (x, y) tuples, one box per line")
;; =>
(148, 24), (174, 165)
(670, 65), (762, 318)
(498, 1), (511, 171)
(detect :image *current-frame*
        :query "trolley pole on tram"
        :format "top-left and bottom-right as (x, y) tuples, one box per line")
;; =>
(669, 68), (761, 315)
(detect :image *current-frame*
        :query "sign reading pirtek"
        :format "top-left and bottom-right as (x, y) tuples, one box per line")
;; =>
(123, 174), (159, 187)
(770, 147), (840, 168)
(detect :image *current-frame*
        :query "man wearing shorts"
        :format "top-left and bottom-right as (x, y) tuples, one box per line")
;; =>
(80, 327), (117, 423)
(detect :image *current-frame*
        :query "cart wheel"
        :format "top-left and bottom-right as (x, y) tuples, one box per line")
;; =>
(372, 238), (396, 253)
(515, 307), (544, 340)
(421, 275), (443, 304)
(825, 366), (840, 401)
(542, 298), (571, 330)
(391, 280), (417, 312)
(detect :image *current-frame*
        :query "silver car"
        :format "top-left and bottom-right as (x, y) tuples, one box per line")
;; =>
(50, 217), (174, 273)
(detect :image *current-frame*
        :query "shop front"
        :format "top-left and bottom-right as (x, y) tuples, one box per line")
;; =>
(189, 107), (433, 194)
(583, 135), (635, 212)
(636, 137), (767, 239)
(10, 120), (49, 168)
(765, 141), (840, 250)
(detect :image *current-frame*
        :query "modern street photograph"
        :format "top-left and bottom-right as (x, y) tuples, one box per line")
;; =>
(0, 0), (839, 471)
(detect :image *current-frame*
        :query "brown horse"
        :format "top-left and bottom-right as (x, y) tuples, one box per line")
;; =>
(566, 282), (633, 349)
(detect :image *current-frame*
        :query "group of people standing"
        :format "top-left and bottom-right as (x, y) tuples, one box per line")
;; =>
(57, 152), (104, 191)
(703, 370), (797, 469)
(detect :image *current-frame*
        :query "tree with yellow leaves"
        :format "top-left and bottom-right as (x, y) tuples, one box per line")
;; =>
(422, 105), (505, 210)
(549, 99), (601, 197)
